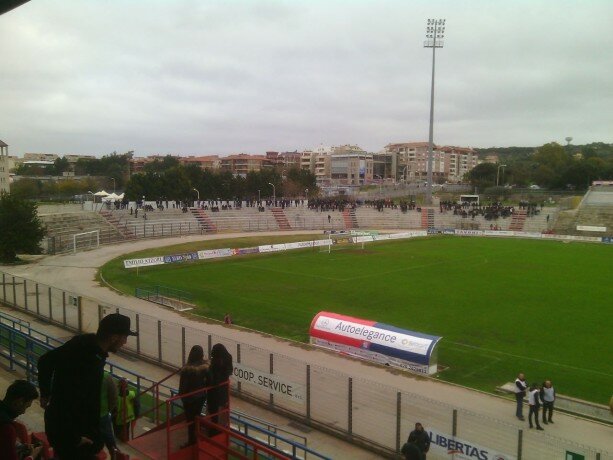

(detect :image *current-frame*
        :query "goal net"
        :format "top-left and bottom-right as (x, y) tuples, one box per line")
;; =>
(73, 230), (100, 253)
(318, 233), (358, 253)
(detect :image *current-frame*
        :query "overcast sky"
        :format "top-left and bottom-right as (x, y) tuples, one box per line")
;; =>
(1, 0), (612, 157)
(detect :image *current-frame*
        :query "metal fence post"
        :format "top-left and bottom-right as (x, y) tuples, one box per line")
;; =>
(181, 327), (186, 365)
(396, 392), (402, 453)
(306, 365), (311, 421)
(157, 320), (162, 362)
(9, 329), (15, 370)
(77, 296), (83, 332)
(35, 283), (40, 315)
(237, 344), (242, 393)
(269, 353), (274, 406)
(48, 287), (53, 321)
(62, 291), (67, 326)
(207, 335), (212, 357)
(2, 273), (6, 302)
(98, 304), (103, 322)
(136, 314), (141, 354)
(517, 429), (523, 460)
(452, 409), (458, 436)
(12, 276), (17, 306)
(348, 377), (353, 438)
(23, 279), (28, 311)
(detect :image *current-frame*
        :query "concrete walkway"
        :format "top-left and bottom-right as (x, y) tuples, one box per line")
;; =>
(2, 231), (612, 458)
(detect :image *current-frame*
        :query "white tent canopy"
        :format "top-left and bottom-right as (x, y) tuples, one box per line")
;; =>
(94, 190), (109, 196)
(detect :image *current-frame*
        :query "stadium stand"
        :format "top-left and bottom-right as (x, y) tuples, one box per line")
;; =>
(39, 212), (125, 253)
(37, 198), (567, 254)
(553, 186), (613, 236)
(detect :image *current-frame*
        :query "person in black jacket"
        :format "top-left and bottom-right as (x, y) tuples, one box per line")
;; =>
(206, 343), (233, 434)
(37, 313), (136, 459)
(179, 345), (209, 446)
(407, 423), (431, 460)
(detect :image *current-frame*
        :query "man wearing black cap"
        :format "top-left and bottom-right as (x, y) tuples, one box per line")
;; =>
(37, 313), (137, 459)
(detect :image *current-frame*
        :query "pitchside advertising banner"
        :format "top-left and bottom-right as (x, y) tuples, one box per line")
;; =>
(232, 363), (305, 404)
(123, 256), (165, 268)
(428, 428), (516, 460)
(310, 311), (441, 374)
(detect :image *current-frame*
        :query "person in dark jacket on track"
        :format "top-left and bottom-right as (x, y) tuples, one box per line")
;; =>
(37, 313), (136, 459)
(407, 422), (431, 459)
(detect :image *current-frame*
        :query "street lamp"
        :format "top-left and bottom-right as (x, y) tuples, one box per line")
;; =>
(268, 182), (276, 205)
(109, 177), (116, 193)
(258, 189), (261, 202)
(424, 18), (446, 205)
(305, 188), (309, 200)
(192, 187), (200, 201)
(496, 164), (507, 187)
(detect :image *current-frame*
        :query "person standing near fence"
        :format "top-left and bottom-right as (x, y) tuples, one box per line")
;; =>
(179, 345), (210, 446)
(514, 372), (527, 420)
(540, 380), (555, 424)
(38, 313), (137, 459)
(528, 383), (544, 430)
(407, 422), (430, 460)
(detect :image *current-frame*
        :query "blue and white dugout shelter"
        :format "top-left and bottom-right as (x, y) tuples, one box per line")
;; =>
(309, 311), (442, 375)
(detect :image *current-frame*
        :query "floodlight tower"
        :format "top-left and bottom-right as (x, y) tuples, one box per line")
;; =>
(424, 18), (446, 205)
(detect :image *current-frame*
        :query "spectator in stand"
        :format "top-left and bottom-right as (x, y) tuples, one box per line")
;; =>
(114, 379), (140, 443)
(407, 422), (431, 459)
(0, 380), (42, 460)
(528, 383), (544, 430)
(207, 344), (233, 434)
(540, 380), (555, 424)
(38, 313), (137, 459)
(514, 372), (528, 420)
(179, 345), (210, 446)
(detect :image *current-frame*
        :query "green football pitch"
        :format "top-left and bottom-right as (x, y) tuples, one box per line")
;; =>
(100, 235), (613, 404)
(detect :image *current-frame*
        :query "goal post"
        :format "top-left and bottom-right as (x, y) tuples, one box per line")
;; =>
(73, 230), (100, 253)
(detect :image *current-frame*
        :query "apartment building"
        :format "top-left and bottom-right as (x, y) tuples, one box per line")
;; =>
(439, 146), (479, 182)
(180, 155), (221, 170)
(330, 152), (373, 186)
(385, 142), (477, 182)
(219, 154), (274, 176)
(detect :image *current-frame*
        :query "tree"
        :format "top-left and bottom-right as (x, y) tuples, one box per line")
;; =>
(0, 193), (46, 262)
(464, 163), (498, 191)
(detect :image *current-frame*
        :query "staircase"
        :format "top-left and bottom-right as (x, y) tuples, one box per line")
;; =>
(100, 210), (137, 239)
(126, 376), (295, 460)
(421, 208), (435, 229)
(509, 209), (527, 231)
(271, 208), (292, 230)
(190, 208), (217, 233)
(342, 209), (359, 229)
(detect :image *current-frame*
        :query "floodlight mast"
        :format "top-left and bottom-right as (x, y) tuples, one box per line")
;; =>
(424, 18), (445, 205)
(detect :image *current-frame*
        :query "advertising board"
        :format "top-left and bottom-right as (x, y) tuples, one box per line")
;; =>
(310, 311), (441, 374)
(123, 256), (165, 269)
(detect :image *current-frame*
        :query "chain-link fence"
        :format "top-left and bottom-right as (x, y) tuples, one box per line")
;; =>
(1, 269), (611, 460)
